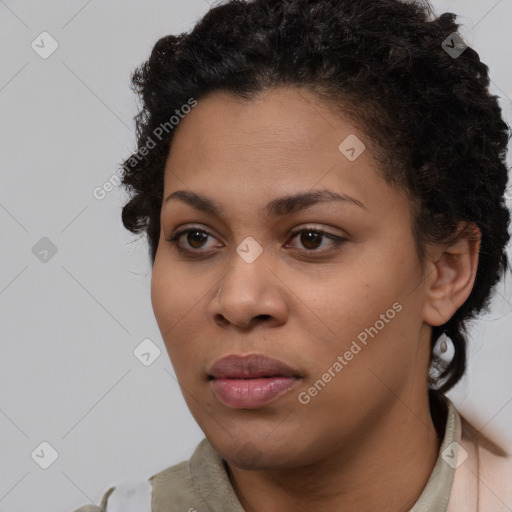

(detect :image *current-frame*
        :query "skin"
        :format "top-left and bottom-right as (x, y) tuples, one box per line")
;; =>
(150, 86), (480, 512)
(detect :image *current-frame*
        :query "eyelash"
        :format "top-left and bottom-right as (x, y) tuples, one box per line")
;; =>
(165, 226), (347, 257)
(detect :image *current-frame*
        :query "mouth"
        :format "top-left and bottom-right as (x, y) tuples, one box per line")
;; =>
(208, 353), (302, 409)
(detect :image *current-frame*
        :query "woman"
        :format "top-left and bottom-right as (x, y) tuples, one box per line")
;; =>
(74, 0), (512, 510)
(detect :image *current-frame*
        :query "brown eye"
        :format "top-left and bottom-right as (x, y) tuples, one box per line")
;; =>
(286, 227), (347, 255)
(166, 228), (217, 255)
(184, 230), (209, 249)
(299, 231), (323, 250)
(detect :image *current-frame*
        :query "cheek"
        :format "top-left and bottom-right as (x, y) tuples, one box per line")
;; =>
(305, 263), (397, 338)
(151, 251), (205, 329)
(295, 307), (420, 434)
(299, 250), (423, 378)
(150, 258), (212, 372)
(150, 261), (176, 332)
(150, 259), (190, 355)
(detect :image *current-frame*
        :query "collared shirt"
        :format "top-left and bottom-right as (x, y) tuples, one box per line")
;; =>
(74, 394), (511, 512)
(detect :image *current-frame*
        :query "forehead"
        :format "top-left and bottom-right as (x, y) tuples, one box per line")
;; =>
(162, 87), (406, 219)
(169, 87), (353, 154)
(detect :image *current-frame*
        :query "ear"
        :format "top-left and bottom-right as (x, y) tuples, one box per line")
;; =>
(423, 222), (481, 326)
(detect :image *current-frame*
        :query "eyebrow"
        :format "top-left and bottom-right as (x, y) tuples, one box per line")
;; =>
(164, 188), (366, 218)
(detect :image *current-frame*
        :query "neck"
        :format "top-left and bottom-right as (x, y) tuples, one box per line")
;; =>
(227, 391), (444, 512)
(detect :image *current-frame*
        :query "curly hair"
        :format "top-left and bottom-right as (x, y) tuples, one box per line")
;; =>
(119, 0), (511, 394)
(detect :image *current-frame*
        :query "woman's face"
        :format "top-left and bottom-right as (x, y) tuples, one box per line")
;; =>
(151, 87), (433, 469)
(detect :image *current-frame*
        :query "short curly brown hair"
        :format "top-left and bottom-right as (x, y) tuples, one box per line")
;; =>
(119, 0), (511, 394)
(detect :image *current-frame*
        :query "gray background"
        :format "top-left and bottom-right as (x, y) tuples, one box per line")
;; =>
(0, 1), (511, 510)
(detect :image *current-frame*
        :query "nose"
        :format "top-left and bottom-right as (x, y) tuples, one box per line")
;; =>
(208, 250), (288, 330)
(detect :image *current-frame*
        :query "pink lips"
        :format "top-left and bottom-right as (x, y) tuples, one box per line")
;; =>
(208, 354), (301, 409)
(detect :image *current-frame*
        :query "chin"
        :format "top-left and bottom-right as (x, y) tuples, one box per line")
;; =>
(226, 441), (267, 469)
(213, 436), (306, 471)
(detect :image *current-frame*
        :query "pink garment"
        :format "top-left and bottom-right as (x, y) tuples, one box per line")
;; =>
(446, 412), (512, 511)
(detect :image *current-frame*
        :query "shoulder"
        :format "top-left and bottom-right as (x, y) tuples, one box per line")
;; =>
(460, 414), (512, 511)
(149, 458), (203, 511)
(150, 438), (228, 510)
(72, 440), (211, 512)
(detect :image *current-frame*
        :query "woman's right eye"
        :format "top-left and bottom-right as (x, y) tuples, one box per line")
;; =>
(166, 228), (218, 255)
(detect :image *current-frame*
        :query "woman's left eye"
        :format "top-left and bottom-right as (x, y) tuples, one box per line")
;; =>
(165, 226), (347, 257)
(285, 228), (347, 254)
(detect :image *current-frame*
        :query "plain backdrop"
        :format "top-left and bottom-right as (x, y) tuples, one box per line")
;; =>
(0, 1), (511, 511)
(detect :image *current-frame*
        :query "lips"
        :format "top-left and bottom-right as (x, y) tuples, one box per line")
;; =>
(208, 353), (300, 379)
(208, 354), (301, 408)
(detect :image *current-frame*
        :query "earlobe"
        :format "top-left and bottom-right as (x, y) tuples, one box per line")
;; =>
(423, 223), (481, 327)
